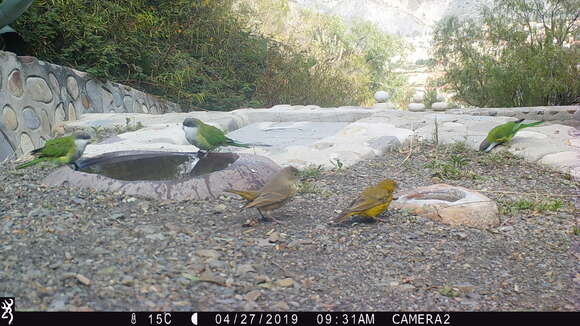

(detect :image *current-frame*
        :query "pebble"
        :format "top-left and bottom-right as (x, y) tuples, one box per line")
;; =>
(214, 204), (227, 214)
(75, 274), (91, 286)
(274, 302), (290, 310)
(276, 278), (294, 287)
(196, 249), (221, 259)
(244, 290), (261, 302)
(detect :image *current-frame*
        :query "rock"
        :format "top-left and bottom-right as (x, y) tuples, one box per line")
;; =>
(198, 270), (223, 284)
(431, 102), (449, 111)
(391, 184), (499, 228)
(66, 76), (79, 99)
(213, 204), (227, 214)
(76, 274), (91, 286)
(273, 302), (290, 310)
(498, 226), (514, 232)
(19, 133), (35, 153)
(54, 103), (66, 126)
(68, 103), (77, 120)
(145, 233), (165, 241)
(408, 103), (426, 112)
(268, 232), (281, 243)
(244, 290), (261, 302)
(374, 91), (389, 103)
(207, 259), (227, 270)
(27, 77), (53, 103)
(8, 70), (23, 97)
(2, 105), (18, 130)
(454, 283), (476, 295)
(287, 239), (314, 248)
(196, 249), (221, 259)
(275, 278), (294, 287)
(237, 264), (256, 275)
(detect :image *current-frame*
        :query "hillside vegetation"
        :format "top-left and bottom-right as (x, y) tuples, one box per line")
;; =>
(432, 0), (579, 107)
(14, 0), (408, 111)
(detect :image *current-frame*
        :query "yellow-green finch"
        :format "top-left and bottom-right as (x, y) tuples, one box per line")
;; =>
(479, 119), (543, 152)
(333, 179), (398, 224)
(225, 166), (300, 224)
(16, 132), (91, 169)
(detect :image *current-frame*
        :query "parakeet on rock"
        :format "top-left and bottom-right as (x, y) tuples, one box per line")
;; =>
(479, 119), (544, 152)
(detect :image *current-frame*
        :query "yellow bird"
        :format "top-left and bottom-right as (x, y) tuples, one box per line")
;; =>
(225, 166), (300, 224)
(333, 179), (398, 224)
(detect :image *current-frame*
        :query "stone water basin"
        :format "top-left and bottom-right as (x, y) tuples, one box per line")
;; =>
(42, 151), (280, 201)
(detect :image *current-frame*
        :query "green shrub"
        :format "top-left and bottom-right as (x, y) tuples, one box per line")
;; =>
(432, 0), (580, 107)
(15, 0), (409, 110)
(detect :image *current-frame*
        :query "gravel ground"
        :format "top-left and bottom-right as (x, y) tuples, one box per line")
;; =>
(1, 142), (578, 311)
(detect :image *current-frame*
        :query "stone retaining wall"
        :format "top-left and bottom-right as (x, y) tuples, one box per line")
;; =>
(448, 106), (580, 124)
(0, 50), (180, 161)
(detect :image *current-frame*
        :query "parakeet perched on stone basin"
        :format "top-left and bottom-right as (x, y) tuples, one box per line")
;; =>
(479, 119), (544, 152)
(182, 118), (250, 152)
(16, 132), (91, 169)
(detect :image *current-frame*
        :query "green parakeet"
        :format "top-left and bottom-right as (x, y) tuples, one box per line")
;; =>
(182, 118), (269, 153)
(16, 132), (91, 169)
(479, 119), (544, 152)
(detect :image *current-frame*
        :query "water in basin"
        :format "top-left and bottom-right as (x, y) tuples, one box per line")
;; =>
(77, 151), (239, 181)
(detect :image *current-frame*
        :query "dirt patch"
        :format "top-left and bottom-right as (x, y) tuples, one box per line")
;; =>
(0, 142), (577, 311)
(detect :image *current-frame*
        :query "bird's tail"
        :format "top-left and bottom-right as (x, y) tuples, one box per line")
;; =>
(16, 157), (46, 169)
(224, 189), (259, 201)
(225, 138), (271, 148)
(516, 120), (544, 132)
(332, 210), (354, 224)
(228, 141), (251, 148)
(244, 142), (272, 147)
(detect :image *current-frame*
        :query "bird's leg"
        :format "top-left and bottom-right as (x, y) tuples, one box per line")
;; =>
(263, 210), (286, 224)
(373, 216), (388, 223)
(196, 150), (208, 159)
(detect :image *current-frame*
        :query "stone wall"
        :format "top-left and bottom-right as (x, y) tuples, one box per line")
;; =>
(0, 50), (180, 161)
(448, 106), (580, 125)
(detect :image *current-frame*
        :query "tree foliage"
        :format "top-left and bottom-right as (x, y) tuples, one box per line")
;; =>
(432, 0), (579, 107)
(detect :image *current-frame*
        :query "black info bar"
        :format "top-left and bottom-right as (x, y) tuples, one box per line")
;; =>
(5, 311), (577, 326)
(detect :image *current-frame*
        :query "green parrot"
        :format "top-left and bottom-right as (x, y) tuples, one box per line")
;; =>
(182, 118), (269, 154)
(479, 118), (544, 152)
(16, 132), (92, 169)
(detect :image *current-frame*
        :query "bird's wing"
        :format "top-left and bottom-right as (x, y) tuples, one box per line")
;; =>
(225, 189), (260, 201)
(244, 191), (287, 209)
(344, 196), (384, 214)
(199, 122), (227, 146)
(347, 185), (393, 211)
(37, 137), (73, 158)
(487, 122), (515, 143)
